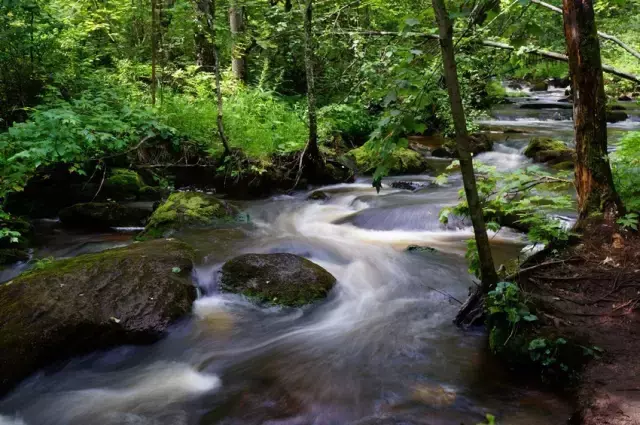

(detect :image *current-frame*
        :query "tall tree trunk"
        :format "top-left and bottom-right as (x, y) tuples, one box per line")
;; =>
(284, 0), (292, 12)
(194, 0), (231, 155)
(562, 0), (623, 225)
(229, 2), (246, 82)
(194, 0), (215, 69)
(302, 0), (320, 163)
(151, 0), (158, 105)
(431, 0), (499, 326)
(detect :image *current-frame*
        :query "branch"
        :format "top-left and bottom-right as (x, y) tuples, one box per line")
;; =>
(330, 31), (640, 84)
(530, 0), (640, 61)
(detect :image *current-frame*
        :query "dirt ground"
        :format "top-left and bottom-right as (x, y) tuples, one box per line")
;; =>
(518, 226), (640, 425)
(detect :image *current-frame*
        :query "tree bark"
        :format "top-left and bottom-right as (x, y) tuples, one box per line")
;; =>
(194, 0), (215, 70)
(151, 0), (158, 105)
(229, 2), (246, 82)
(562, 0), (623, 225)
(431, 0), (498, 326)
(302, 0), (320, 163)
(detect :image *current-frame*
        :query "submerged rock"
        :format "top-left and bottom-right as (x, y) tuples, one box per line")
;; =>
(406, 245), (439, 254)
(524, 137), (575, 166)
(0, 239), (197, 395)
(140, 192), (240, 239)
(219, 253), (336, 307)
(344, 145), (431, 175)
(59, 202), (151, 229)
(607, 109), (629, 123)
(308, 190), (330, 201)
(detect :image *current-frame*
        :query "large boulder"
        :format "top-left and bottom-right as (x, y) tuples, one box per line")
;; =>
(0, 239), (197, 395)
(531, 81), (549, 92)
(140, 192), (240, 239)
(607, 109), (629, 124)
(345, 145), (431, 175)
(524, 137), (575, 166)
(219, 253), (337, 307)
(59, 202), (151, 229)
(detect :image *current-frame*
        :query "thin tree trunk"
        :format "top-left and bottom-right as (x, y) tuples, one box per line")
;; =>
(562, 0), (623, 225)
(151, 0), (157, 105)
(431, 0), (498, 327)
(211, 0), (231, 155)
(284, 0), (292, 12)
(302, 0), (320, 162)
(229, 2), (246, 81)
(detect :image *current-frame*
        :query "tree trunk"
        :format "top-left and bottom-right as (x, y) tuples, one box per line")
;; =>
(229, 2), (246, 82)
(284, 0), (292, 12)
(193, 0), (231, 155)
(151, 0), (158, 105)
(562, 0), (623, 225)
(194, 0), (215, 70)
(302, 0), (320, 163)
(431, 0), (499, 327)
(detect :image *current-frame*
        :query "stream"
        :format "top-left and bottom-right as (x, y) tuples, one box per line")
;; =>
(1, 85), (639, 425)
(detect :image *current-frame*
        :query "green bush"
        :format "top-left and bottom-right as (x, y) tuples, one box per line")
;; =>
(318, 103), (375, 147)
(612, 131), (640, 212)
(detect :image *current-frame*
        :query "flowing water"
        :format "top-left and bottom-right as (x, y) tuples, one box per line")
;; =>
(1, 86), (639, 425)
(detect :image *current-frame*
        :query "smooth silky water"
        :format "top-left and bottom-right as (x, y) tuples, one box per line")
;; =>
(1, 86), (639, 425)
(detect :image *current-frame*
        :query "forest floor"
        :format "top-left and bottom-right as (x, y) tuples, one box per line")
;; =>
(519, 225), (640, 425)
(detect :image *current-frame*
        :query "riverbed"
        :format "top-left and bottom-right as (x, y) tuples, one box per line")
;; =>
(1, 85), (638, 425)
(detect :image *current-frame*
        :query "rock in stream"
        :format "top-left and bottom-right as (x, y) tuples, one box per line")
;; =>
(0, 239), (197, 396)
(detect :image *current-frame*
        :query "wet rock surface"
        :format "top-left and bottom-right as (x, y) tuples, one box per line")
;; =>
(0, 239), (197, 395)
(220, 253), (337, 307)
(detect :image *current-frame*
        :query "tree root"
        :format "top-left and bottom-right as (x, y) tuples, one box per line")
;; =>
(454, 285), (486, 328)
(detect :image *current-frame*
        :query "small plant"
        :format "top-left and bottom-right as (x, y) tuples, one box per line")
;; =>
(617, 213), (639, 231)
(477, 413), (497, 425)
(487, 282), (538, 325)
(31, 257), (55, 271)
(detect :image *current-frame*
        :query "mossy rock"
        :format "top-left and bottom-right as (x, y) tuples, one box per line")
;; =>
(442, 133), (494, 157)
(345, 145), (431, 175)
(104, 168), (166, 201)
(140, 192), (240, 239)
(0, 239), (197, 395)
(219, 253), (337, 307)
(531, 81), (549, 92)
(59, 202), (152, 229)
(524, 137), (575, 166)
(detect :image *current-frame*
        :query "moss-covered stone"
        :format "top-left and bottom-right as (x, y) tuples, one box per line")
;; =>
(219, 253), (337, 307)
(59, 202), (151, 229)
(104, 168), (166, 201)
(140, 192), (240, 239)
(606, 109), (629, 124)
(524, 137), (575, 166)
(531, 81), (549, 92)
(0, 239), (197, 395)
(345, 145), (431, 175)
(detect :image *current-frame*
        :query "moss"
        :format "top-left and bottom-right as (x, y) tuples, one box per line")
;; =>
(347, 144), (430, 175)
(524, 138), (574, 165)
(140, 192), (240, 239)
(105, 168), (145, 200)
(219, 253), (336, 307)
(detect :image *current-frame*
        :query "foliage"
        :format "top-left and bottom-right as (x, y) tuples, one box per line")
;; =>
(477, 414), (496, 425)
(612, 132), (640, 212)
(440, 162), (574, 247)
(617, 213), (639, 231)
(487, 282), (538, 352)
(318, 103), (375, 147)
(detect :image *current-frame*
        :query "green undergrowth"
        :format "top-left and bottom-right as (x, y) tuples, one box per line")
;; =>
(487, 282), (601, 384)
(612, 131), (640, 213)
